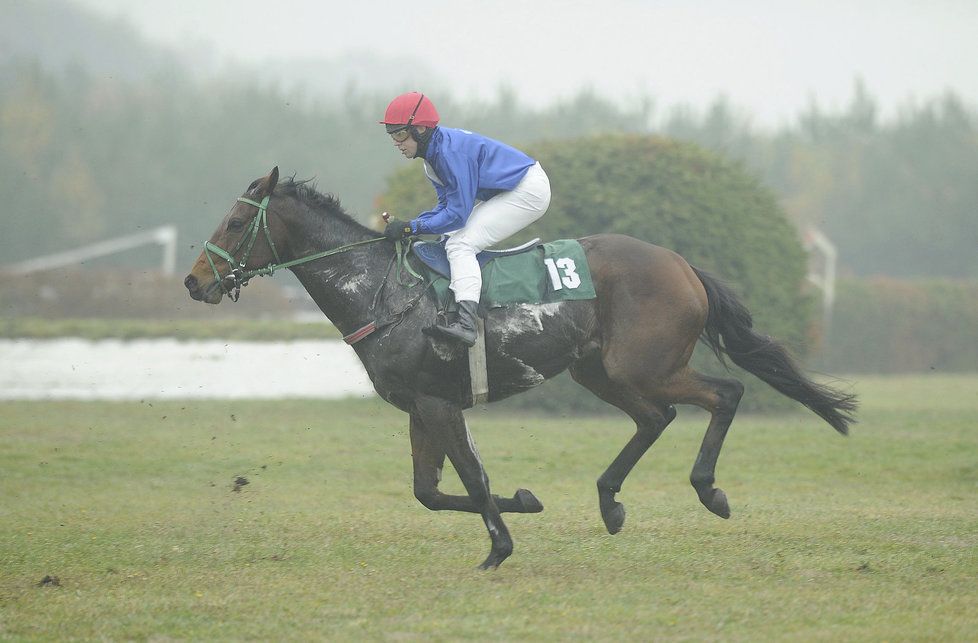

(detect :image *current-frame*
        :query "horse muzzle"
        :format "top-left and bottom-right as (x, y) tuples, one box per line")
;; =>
(184, 272), (224, 304)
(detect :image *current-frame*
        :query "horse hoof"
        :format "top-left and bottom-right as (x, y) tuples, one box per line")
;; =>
(514, 488), (544, 513)
(704, 488), (731, 519)
(477, 549), (511, 570)
(602, 501), (626, 534)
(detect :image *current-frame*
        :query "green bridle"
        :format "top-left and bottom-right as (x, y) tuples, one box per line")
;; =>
(203, 195), (417, 301)
(204, 196), (279, 300)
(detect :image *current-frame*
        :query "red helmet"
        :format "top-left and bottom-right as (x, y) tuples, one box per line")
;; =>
(380, 92), (440, 131)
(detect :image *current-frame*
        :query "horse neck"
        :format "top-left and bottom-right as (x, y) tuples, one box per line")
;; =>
(280, 201), (393, 333)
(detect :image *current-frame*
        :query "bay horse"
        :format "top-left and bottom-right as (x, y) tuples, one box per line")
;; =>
(184, 167), (857, 569)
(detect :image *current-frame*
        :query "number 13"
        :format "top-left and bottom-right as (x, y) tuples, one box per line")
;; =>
(544, 257), (581, 290)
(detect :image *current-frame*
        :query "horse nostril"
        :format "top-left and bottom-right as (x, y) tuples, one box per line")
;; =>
(184, 274), (198, 290)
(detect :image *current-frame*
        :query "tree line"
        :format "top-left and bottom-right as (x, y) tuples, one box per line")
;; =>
(1, 58), (976, 279)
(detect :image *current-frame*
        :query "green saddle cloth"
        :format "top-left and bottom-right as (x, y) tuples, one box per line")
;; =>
(425, 239), (596, 309)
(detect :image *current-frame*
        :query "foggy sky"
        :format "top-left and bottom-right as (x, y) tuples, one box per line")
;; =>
(72, 0), (978, 127)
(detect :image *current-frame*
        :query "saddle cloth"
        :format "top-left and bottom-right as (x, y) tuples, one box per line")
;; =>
(412, 238), (596, 308)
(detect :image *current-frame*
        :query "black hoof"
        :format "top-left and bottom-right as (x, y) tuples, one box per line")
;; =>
(701, 488), (731, 519)
(602, 501), (626, 535)
(514, 488), (544, 513)
(477, 548), (512, 570)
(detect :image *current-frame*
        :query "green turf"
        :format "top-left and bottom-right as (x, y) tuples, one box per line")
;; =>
(1, 375), (975, 640)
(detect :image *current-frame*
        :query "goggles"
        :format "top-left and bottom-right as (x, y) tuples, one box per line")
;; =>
(389, 127), (412, 143)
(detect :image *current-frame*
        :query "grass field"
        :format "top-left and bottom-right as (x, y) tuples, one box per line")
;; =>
(1, 374), (976, 640)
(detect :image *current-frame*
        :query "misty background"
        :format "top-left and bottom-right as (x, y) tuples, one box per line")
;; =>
(2, 0), (977, 374)
(62, 0), (978, 127)
(4, 0), (977, 274)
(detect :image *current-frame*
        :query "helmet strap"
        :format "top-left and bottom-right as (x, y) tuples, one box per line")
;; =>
(413, 125), (436, 158)
(406, 93), (426, 127)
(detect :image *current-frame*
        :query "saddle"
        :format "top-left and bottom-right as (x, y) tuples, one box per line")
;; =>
(411, 237), (542, 278)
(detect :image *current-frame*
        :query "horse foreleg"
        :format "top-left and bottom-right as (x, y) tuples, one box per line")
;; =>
(414, 396), (513, 569)
(409, 413), (543, 514)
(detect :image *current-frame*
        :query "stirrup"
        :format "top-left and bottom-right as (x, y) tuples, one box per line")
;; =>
(426, 301), (478, 347)
(428, 320), (477, 347)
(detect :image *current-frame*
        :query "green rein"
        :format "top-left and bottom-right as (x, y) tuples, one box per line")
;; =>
(204, 196), (420, 301)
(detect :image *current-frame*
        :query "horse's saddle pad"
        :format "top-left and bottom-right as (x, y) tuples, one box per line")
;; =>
(412, 238), (596, 308)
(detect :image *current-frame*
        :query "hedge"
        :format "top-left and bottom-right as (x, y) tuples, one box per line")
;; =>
(818, 277), (978, 373)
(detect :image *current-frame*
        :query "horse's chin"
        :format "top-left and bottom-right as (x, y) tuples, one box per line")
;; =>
(188, 281), (225, 305)
(202, 285), (224, 304)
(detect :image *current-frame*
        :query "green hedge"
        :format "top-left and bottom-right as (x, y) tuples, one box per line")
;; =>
(380, 134), (817, 413)
(818, 277), (978, 373)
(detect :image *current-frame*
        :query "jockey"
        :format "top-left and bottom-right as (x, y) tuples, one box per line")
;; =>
(380, 91), (552, 347)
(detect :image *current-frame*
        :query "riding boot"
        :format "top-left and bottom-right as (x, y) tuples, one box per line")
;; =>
(431, 300), (479, 347)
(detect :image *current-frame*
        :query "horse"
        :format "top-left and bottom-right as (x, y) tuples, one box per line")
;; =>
(184, 167), (857, 569)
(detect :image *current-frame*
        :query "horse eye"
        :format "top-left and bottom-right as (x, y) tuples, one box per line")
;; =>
(228, 219), (244, 232)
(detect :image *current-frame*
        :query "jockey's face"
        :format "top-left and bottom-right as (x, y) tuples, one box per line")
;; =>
(391, 126), (426, 159)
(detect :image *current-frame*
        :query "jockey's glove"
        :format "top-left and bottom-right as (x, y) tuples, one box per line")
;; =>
(384, 218), (414, 241)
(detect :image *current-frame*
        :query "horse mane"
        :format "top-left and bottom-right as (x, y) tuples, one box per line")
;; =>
(275, 177), (372, 233)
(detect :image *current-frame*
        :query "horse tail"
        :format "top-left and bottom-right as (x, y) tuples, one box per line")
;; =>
(691, 266), (857, 435)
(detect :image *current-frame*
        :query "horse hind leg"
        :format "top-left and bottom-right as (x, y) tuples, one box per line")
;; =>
(668, 370), (744, 518)
(570, 353), (678, 534)
(589, 354), (744, 519)
(597, 404), (676, 534)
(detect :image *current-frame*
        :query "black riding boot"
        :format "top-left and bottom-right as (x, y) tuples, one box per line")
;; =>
(431, 300), (479, 347)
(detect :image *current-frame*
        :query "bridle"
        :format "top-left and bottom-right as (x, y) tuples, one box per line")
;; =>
(204, 196), (279, 301)
(203, 195), (416, 301)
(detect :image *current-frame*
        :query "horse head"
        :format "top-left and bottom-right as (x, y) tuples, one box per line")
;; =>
(185, 167), (290, 303)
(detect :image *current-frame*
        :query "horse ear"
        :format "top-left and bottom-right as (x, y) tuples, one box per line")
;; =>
(247, 167), (280, 197)
(267, 166), (279, 192)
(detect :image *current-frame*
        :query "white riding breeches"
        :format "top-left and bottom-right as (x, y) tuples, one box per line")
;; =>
(445, 162), (551, 303)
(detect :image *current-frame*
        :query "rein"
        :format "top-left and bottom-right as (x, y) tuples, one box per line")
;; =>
(204, 195), (419, 301)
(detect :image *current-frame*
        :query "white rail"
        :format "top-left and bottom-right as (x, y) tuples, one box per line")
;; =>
(1, 226), (178, 276)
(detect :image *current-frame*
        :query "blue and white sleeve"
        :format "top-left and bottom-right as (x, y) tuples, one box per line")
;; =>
(411, 155), (478, 235)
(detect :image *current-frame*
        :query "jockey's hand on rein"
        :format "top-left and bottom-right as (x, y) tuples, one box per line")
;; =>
(384, 218), (413, 241)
